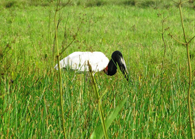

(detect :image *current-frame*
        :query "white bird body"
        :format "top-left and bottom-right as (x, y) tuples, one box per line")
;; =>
(55, 50), (129, 81)
(54, 52), (109, 73)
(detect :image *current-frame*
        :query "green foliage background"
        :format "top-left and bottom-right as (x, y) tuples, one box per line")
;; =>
(0, 0), (195, 138)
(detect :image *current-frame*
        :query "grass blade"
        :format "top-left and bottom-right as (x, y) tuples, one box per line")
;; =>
(90, 97), (128, 139)
(88, 61), (108, 139)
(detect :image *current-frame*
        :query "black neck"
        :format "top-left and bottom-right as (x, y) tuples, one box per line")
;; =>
(107, 51), (123, 76)
(107, 60), (117, 75)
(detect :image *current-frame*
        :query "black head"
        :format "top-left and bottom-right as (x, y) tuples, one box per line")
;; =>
(104, 51), (129, 81)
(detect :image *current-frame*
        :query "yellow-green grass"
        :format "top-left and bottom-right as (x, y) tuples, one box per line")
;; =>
(0, 1), (195, 138)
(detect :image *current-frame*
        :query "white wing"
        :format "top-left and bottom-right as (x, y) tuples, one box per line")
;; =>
(54, 52), (109, 73)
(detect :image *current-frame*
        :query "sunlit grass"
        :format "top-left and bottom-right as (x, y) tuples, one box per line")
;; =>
(0, 1), (195, 138)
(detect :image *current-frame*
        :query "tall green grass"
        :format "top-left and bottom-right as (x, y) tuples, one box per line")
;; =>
(0, 1), (195, 138)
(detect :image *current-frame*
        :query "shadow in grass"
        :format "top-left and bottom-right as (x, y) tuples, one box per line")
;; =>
(85, 0), (156, 7)
(140, 1), (156, 8)
(31, 3), (50, 7)
(5, 1), (16, 8)
(122, 0), (156, 8)
(122, 0), (136, 6)
(2, 0), (195, 9)
(86, 1), (107, 7)
(2, 1), (50, 8)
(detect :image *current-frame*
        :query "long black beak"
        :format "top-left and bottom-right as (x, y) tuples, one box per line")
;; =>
(119, 65), (129, 81)
(118, 57), (129, 81)
(122, 68), (129, 81)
